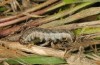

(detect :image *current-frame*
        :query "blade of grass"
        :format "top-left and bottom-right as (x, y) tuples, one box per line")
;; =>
(63, 0), (100, 4)
(0, 7), (7, 12)
(54, 20), (100, 30)
(74, 27), (100, 35)
(39, 2), (95, 28)
(6, 55), (66, 64)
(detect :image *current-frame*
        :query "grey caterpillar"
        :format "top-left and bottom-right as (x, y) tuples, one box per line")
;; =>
(19, 27), (74, 44)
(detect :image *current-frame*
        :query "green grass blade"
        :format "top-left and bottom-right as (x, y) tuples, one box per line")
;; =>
(0, 7), (6, 12)
(6, 55), (66, 64)
(63, 0), (100, 4)
(74, 27), (100, 35)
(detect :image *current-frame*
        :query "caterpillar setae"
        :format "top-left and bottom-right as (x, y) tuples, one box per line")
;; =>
(19, 27), (74, 44)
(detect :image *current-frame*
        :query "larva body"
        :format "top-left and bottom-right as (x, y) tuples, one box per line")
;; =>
(19, 27), (74, 44)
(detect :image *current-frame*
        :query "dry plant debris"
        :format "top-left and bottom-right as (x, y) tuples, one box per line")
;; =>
(0, 0), (100, 65)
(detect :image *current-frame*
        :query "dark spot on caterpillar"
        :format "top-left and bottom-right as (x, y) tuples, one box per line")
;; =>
(19, 27), (74, 44)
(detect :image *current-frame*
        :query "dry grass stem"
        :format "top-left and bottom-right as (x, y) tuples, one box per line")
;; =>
(55, 20), (100, 30)
(39, 7), (100, 28)
(0, 40), (65, 58)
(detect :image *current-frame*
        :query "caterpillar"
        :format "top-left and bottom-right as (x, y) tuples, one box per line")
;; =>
(19, 27), (74, 44)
